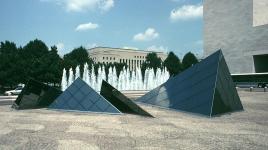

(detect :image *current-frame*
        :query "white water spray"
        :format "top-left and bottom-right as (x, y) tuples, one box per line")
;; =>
(61, 68), (67, 91)
(61, 64), (169, 92)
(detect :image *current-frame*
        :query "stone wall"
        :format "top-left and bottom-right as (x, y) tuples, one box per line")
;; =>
(204, 0), (268, 73)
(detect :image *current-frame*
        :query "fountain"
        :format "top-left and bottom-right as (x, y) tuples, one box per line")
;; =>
(82, 63), (90, 85)
(61, 63), (170, 92)
(61, 68), (67, 91)
(75, 65), (80, 79)
(67, 68), (74, 88)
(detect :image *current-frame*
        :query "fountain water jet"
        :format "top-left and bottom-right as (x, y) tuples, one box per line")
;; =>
(61, 63), (169, 92)
(61, 68), (68, 91)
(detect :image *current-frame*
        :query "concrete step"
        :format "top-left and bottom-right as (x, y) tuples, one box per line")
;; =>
(121, 90), (149, 99)
(0, 96), (18, 99)
(0, 99), (17, 101)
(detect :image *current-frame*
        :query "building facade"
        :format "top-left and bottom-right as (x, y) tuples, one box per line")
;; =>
(204, 0), (268, 73)
(88, 47), (167, 70)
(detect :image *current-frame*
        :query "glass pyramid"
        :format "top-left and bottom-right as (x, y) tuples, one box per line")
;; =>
(49, 78), (121, 114)
(137, 50), (243, 117)
(100, 80), (153, 117)
(12, 79), (62, 109)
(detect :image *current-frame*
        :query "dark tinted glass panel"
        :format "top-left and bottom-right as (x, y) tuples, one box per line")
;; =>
(138, 50), (243, 117)
(49, 78), (120, 114)
(100, 80), (153, 117)
(212, 56), (243, 115)
(137, 51), (221, 116)
(12, 79), (62, 109)
(253, 54), (268, 73)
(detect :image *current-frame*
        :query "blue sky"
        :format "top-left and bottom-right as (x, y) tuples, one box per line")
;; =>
(0, 0), (203, 58)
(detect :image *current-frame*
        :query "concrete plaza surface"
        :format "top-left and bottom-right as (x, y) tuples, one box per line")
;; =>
(0, 91), (267, 150)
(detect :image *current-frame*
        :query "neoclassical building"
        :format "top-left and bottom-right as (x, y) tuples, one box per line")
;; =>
(88, 47), (167, 70)
(204, 0), (268, 73)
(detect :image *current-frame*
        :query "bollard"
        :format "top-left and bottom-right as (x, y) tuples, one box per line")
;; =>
(265, 87), (267, 92)
(250, 87), (253, 92)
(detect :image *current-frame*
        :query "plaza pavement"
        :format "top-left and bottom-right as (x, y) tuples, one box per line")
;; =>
(0, 91), (267, 150)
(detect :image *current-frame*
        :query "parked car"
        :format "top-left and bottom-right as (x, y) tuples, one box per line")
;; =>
(258, 83), (268, 88)
(4, 84), (25, 96)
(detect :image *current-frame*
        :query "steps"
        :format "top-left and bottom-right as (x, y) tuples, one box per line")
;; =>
(121, 90), (149, 100)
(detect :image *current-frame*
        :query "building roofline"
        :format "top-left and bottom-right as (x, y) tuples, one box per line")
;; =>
(88, 46), (167, 54)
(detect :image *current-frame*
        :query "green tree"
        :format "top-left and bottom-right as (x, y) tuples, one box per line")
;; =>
(91, 62), (127, 79)
(19, 39), (50, 83)
(103, 62), (128, 78)
(164, 52), (182, 76)
(63, 46), (93, 71)
(113, 62), (127, 77)
(0, 39), (65, 89)
(37, 46), (62, 85)
(21, 39), (49, 58)
(182, 52), (198, 70)
(0, 41), (20, 88)
(141, 52), (162, 76)
(63, 46), (94, 79)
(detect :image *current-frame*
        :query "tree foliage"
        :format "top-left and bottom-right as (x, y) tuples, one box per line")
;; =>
(0, 41), (20, 87)
(62, 46), (93, 76)
(182, 52), (198, 70)
(164, 51), (182, 76)
(141, 52), (162, 77)
(0, 39), (62, 88)
(19, 39), (63, 84)
(37, 46), (62, 84)
(92, 62), (128, 78)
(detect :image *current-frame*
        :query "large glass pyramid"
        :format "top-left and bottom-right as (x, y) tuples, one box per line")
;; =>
(137, 50), (243, 117)
(49, 78), (121, 114)
(12, 79), (62, 109)
(100, 80), (153, 117)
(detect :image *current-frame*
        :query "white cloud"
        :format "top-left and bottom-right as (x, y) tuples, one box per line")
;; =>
(66, 0), (98, 12)
(86, 43), (98, 49)
(170, 4), (203, 21)
(170, 0), (186, 2)
(122, 46), (139, 50)
(55, 42), (65, 56)
(99, 0), (114, 12)
(75, 22), (99, 31)
(41, 0), (114, 12)
(56, 42), (64, 51)
(133, 28), (159, 42)
(146, 45), (169, 53)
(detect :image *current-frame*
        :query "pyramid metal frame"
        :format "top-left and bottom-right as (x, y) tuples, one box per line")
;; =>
(137, 50), (243, 117)
(49, 78), (121, 114)
(100, 80), (153, 117)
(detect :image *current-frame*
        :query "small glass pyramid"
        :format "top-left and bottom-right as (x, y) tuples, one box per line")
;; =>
(49, 78), (121, 114)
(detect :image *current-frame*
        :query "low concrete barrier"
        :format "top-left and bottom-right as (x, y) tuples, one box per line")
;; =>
(236, 87), (268, 92)
(0, 96), (17, 105)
